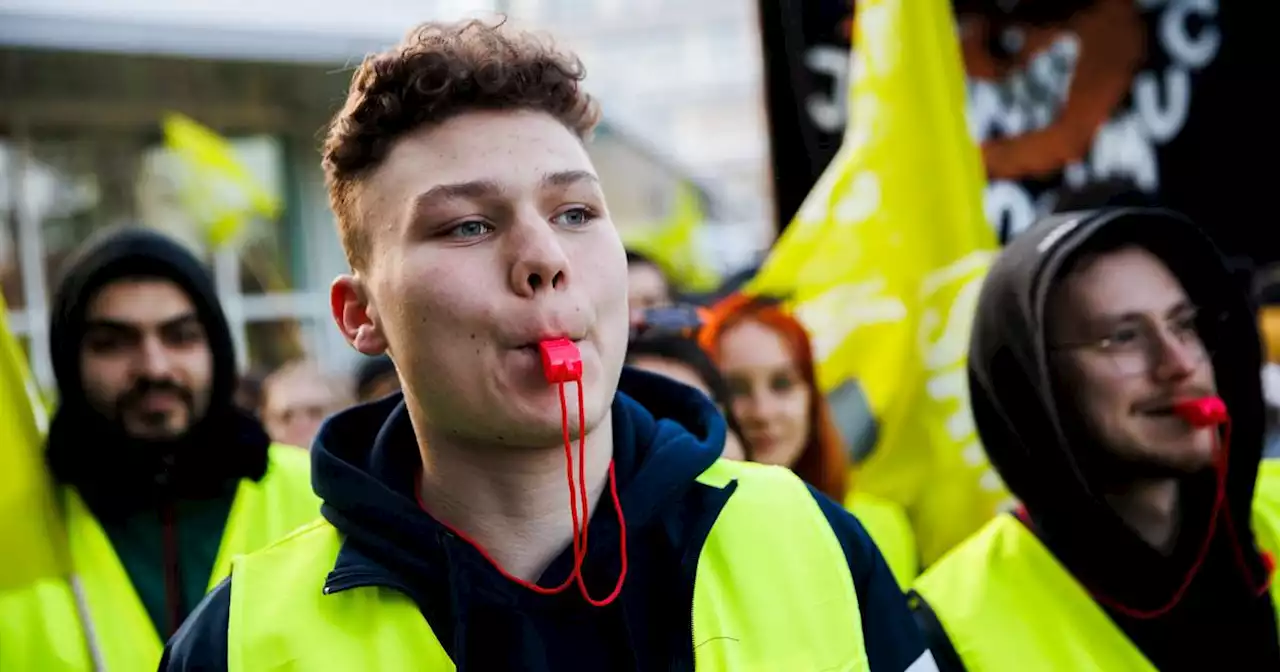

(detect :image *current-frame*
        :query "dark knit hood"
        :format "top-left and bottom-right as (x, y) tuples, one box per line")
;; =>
(45, 228), (269, 518)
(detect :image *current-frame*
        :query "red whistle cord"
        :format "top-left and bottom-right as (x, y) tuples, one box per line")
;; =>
(418, 375), (628, 606)
(1092, 407), (1272, 620)
(561, 378), (629, 607)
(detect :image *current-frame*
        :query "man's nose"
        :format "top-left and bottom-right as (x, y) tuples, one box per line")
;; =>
(136, 335), (177, 378)
(1151, 330), (1202, 382)
(508, 215), (570, 297)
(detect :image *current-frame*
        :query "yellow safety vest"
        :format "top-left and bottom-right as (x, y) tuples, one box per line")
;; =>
(228, 459), (869, 671)
(914, 460), (1280, 671)
(846, 489), (919, 588)
(0, 444), (319, 672)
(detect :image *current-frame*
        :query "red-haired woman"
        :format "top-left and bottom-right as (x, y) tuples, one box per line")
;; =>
(699, 293), (918, 586)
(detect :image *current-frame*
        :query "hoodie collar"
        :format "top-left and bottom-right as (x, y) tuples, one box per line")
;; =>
(313, 367), (726, 595)
(970, 207), (1268, 611)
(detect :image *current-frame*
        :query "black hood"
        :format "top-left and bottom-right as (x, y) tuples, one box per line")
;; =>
(969, 207), (1269, 612)
(45, 228), (269, 518)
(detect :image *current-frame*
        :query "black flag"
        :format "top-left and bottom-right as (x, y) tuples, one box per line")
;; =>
(759, 0), (1280, 267)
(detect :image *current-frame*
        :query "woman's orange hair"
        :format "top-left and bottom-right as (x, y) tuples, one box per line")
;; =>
(698, 293), (850, 501)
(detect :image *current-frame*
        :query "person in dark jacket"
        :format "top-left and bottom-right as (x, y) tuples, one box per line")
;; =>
(909, 207), (1280, 670)
(0, 228), (316, 672)
(160, 18), (932, 672)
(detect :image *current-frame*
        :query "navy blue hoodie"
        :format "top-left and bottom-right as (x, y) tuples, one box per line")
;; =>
(161, 369), (928, 671)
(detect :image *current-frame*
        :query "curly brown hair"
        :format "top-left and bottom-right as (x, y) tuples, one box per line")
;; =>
(322, 18), (602, 269)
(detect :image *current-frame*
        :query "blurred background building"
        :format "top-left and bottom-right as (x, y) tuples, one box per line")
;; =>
(0, 0), (774, 390)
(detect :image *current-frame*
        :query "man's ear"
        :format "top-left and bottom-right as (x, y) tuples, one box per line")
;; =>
(331, 274), (388, 356)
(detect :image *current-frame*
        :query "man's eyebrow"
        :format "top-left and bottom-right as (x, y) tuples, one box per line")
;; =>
(1090, 310), (1137, 323)
(412, 179), (503, 209)
(1091, 300), (1195, 327)
(1164, 299), (1196, 318)
(85, 312), (199, 332)
(542, 170), (599, 188)
(412, 172), (598, 209)
(408, 173), (601, 225)
(159, 313), (202, 330)
(84, 319), (137, 333)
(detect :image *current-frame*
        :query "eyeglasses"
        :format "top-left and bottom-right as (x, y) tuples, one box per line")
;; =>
(1050, 307), (1224, 378)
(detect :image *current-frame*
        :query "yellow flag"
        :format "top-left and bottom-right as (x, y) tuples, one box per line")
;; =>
(747, 0), (1010, 565)
(0, 295), (65, 589)
(621, 181), (721, 293)
(162, 112), (281, 248)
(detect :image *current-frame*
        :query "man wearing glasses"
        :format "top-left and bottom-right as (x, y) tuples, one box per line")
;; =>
(909, 208), (1280, 670)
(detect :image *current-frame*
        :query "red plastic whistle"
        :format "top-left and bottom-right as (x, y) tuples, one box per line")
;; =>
(538, 338), (583, 383)
(1173, 396), (1229, 427)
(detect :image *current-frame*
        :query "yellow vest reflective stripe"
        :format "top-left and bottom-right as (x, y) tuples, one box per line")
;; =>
(846, 490), (919, 588)
(228, 459), (869, 671)
(0, 444), (318, 672)
(914, 462), (1280, 671)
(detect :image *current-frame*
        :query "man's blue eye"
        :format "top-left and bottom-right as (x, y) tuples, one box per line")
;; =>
(554, 208), (593, 227)
(449, 221), (492, 238)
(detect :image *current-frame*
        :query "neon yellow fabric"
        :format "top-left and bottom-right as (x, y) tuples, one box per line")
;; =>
(619, 180), (720, 293)
(745, 0), (1008, 566)
(162, 112), (281, 249)
(914, 465), (1280, 671)
(0, 445), (318, 672)
(229, 460), (868, 671)
(690, 460), (866, 670)
(1252, 460), (1280, 536)
(0, 295), (64, 590)
(847, 490), (918, 587)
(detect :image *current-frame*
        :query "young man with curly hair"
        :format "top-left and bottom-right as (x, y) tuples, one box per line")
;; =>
(160, 19), (932, 671)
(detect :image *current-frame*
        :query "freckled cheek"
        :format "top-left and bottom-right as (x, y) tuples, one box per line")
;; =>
(384, 264), (464, 321)
(573, 239), (615, 277)
(576, 249), (629, 335)
(573, 225), (626, 277)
